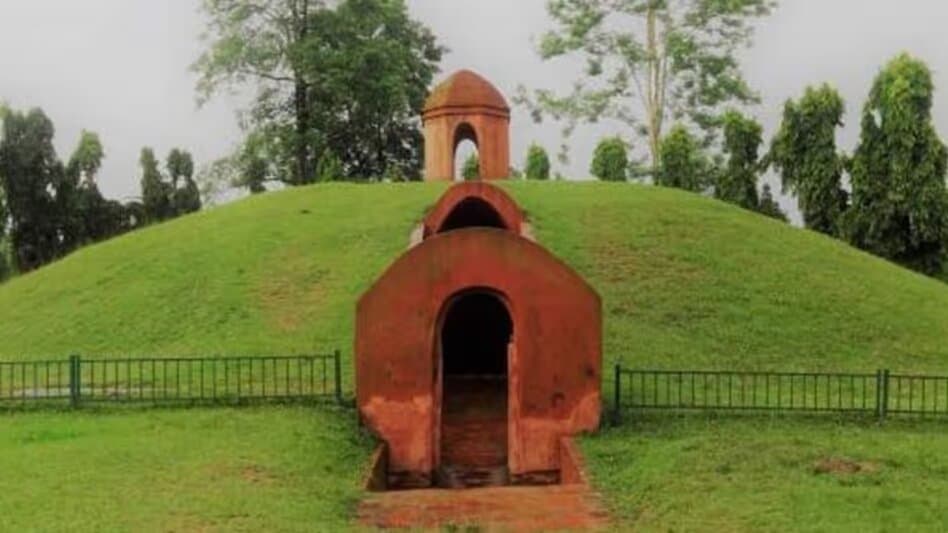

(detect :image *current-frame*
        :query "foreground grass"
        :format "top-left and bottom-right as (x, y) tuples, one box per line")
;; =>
(0, 407), (372, 532)
(583, 416), (948, 532)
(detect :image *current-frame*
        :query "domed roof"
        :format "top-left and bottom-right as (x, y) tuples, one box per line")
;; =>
(423, 70), (510, 115)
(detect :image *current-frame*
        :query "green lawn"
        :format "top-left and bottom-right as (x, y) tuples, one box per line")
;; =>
(583, 416), (948, 532)
(3, 181), (948, 530)
(0, 406), (372, 532)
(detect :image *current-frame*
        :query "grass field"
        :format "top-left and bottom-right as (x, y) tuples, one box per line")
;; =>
(0, 406), (371, 532)
(583, 416), (948, 531)
(2, 181), (948, 530)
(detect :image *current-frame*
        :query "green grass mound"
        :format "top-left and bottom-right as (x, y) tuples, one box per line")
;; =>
(2, 180), (947, 374)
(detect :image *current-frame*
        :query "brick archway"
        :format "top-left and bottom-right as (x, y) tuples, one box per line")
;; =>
(422, 181), (525, 239)
(423, 70), (510, 181)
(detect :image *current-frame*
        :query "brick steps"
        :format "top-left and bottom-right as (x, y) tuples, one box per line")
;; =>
(357, 484), (610, 531)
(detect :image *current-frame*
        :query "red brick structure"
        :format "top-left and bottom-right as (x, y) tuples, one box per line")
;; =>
(421, 181), (526, 239)
(356, 183), (601, 489)
(422, 70), (511, 181)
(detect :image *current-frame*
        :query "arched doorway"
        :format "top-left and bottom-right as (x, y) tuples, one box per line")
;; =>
(437, 290), (512, 488)
(437, 197), (508, 233)
(453, 123), (479, 181)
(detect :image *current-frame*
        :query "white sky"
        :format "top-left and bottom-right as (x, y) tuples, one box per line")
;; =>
(0, 1), (946, 220)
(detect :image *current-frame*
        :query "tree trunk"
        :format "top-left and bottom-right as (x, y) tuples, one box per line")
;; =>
(294, 76), (311, 184)
(292, 0), (311, 185)
(645, 4), (661, 172)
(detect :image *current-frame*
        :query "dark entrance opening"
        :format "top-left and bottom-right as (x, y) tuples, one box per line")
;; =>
(438, 197), (508, 233)
(438, 291), (511, 488)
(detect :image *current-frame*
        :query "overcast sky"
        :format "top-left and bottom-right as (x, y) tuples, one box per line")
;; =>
(0, 1), (945, 219)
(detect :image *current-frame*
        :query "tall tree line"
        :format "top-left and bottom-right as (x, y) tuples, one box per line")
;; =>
(0, 107), (201, 276)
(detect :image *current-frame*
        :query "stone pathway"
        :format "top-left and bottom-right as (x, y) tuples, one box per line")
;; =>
(357, 484), (610, 531)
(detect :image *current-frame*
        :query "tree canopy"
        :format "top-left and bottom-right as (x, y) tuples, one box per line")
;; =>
(195, 0), (444, 188)
(769, 84), (848, 236)
(717, 110), (762, 210)
(656, 125), (708, 191)
(523, 0), (774, 170)
(591, 137), (629, 181)
(525, 144), (551, 180)
(846, 54), (948, 274)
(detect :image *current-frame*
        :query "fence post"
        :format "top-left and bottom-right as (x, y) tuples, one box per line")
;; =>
(69, 354), (81, 408)
(881, 369), (890, 422)
(333, 349), (343, 405)
(613, 363), (621, 426)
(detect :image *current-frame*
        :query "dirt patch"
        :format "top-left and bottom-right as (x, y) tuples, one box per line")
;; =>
(240, 464), (276, 485)
(813, 457), (879, 476)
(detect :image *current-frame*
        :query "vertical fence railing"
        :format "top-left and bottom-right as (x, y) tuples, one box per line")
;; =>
(613, 365), (948, 422)
(0, 353), (344, 407)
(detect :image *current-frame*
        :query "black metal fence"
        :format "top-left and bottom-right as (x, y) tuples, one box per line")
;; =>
(614, 366), (948, 421)
(0, 353), (343, 407)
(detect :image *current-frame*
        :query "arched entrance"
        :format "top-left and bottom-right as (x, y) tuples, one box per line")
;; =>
(436, 290), (512, 488)
(438, 198), (507, 233)
(454, 123), (479, 181)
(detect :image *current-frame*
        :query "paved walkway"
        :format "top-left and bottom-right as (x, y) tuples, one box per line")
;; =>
(357, 484), (610, 531)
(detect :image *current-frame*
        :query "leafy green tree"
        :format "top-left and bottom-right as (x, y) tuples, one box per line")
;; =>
(0, 108), (65, 271)
(167, 149), (202, 215)
(591, 137), (629, 181)
(68, 130), (104, 184)
(656, 125), (709, 191)
(847, 54), (948, 274)
(758, 184), (788, 222)
(522, 0), (774, 170)
(195, 0), (444, 186)
(462, 154), (479, 180)
(525, 144), (551, 180)
(66, 131), (107, 245)
(769, 84), (848, 236)
(139, 148), (174, 223)
(717, 111), (761, 210)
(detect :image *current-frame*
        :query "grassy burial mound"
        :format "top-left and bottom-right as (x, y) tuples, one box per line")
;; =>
(2, 181), (948, 373)
(3, 181), (948, 530)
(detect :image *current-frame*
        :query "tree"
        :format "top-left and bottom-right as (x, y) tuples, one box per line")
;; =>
(523, 0), (774, 170)
(67, 131), (107, 245)
(167, 149), (202, 215)
(847, 54), (948, 275)
(758, 184), (788, 222)
(195, 0), (444, 187)
(525, 143), (551, 180)
(656, 125), (709, 191)
(0, 108), (65, 271)
(591, 137), (629, 181)
(462, 154), (479, 180)
(769, 84), (848, 236)
(139, 148), (173, 223)
(195, 0), (318, 185)
(717, 110), (761, 210)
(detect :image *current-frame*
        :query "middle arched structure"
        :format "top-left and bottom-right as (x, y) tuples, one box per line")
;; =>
(422, 181), (526, 239)
(356, 228), (601, 487)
